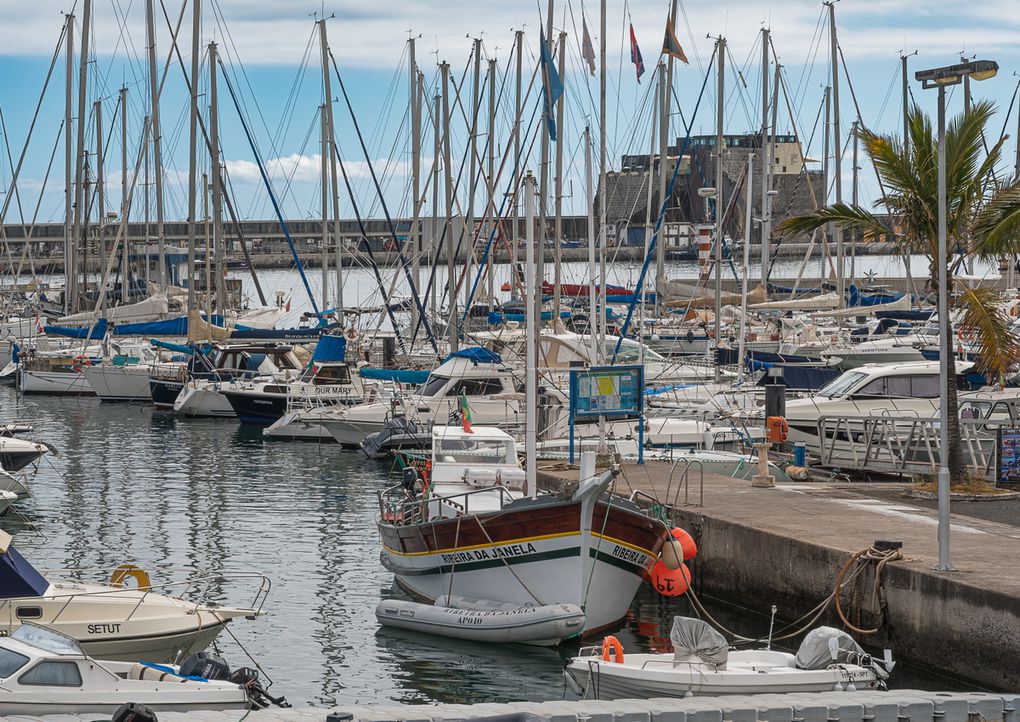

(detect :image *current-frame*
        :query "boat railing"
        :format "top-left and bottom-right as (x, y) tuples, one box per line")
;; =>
(666, 456), (705, 508)
(36, 568), (272, 622)
(377, 483), (518, 526)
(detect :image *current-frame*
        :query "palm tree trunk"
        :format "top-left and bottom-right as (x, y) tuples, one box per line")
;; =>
(943, 347), (967, 481)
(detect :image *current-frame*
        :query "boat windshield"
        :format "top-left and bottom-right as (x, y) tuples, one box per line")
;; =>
(0, 647), (28, 678)
(435, 437), (516, 465)
(11, 624), (83, 656)
(603, 339), (666, 363)
(817, 370), (868, 399)
(417, 376), (449, 397)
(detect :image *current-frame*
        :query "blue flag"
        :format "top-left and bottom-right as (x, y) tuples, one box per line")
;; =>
(540, 31), (563, 141)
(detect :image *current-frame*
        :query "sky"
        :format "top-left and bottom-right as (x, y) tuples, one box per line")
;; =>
(1, 0), (1020, 226)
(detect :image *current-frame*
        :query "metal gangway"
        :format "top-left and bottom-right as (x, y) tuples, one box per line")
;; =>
(814, 413), (1005, 480)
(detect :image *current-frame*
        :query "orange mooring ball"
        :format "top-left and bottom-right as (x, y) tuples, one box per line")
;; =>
(650, 559), (691, 597)
(671, 527), (698, 561)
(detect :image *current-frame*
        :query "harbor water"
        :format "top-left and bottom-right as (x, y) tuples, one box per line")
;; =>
(0, 384), (975, 705)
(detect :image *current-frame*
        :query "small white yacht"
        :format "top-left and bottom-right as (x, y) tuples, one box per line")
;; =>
(0, 624), (286, 715)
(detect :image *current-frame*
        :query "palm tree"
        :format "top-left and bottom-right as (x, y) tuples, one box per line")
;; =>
(776, 101), (1020, 481)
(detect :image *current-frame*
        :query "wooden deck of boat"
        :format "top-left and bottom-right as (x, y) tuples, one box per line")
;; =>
(538, 460), (1020, 691)
(11, 690), (1019, 722)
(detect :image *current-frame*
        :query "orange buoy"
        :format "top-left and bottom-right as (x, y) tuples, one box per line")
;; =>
(601, 635), (625, 663)
(670, 527), (698, 561)
(650, 559), (691, 597)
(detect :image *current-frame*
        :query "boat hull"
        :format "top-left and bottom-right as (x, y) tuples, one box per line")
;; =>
(378, 498), (667, 634)
(149, 378), (184, 409)
(19, 369), (95, 395)
(174, 384), (235, 418)
(83, 365), (152, 402)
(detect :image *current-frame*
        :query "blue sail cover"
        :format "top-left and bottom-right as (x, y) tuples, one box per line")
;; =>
(311, 335), (347, 363)
(358, 367), (431, 384)
(0, 546), (49, 599)
(447, 347), (502, 364)
(115, 316), (189, 336)
(44, 319), (108, 339)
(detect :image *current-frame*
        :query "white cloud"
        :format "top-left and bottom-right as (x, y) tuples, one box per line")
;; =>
(223, 153), (413, 185)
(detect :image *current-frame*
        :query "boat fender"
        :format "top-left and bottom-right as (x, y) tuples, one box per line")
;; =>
(110, 564), (151, 590)
(601, 635), (624, 663)
(766, 416), (789, 443)
(112, 702), (159, 722)
(670, 527), (698, 561)
(660, 539), (685, 570)
(650, 559), (691, 597)
(785, 465), (810, 481)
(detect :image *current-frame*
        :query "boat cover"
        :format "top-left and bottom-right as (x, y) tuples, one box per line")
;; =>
(447, 347), (502, 364)
(311, 335), (347, 363)
(795, 626), (866, 670)
(359, 367), (431, 384)
(43, 319), (108, 339)
(671, 617), (728, 669)
(0, 545), (49, 598)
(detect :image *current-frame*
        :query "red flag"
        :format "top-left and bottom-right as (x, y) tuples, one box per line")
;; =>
(629, 24), (645, 83)
(581, 17), (596, 76)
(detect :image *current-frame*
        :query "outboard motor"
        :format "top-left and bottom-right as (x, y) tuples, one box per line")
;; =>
(179, 651), (230, 680)
(228, 667), (291, 710)
(112, 702), (158, 722)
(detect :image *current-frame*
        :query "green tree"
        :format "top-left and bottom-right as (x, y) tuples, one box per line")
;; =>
(776, 102), (1020, 480)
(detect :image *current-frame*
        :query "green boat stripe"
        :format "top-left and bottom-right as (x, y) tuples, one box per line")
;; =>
(383, 546), (651, 577)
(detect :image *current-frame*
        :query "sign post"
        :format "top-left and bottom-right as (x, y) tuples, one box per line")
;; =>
(568, 365), (645, 465)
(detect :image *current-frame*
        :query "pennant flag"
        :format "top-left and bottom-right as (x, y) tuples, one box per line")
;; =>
(662, 19), (689, 64)
(581, 17), (596, 76)
(540, 31), (564, 141)
(629, 24), (645, 83)
(460, 390), (473, 433)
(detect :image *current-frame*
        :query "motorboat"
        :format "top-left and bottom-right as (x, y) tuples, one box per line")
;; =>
(0, 531), (266, 662)
(767, 360), (972, 456)
(377, 425), (673, 635)
(321, 347), (523, 447)
(0, 435), (49, 472)
(0, 624), (287, 714)
(564, 618), (887, 699)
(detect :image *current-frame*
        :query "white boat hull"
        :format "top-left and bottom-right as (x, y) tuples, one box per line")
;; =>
(19, 368), (95, 395)
(83, 365), (153, 401)
(263, 410), (336, 441)
(174, 384), (235, 418)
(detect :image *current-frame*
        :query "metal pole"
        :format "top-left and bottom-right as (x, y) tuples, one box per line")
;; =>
(64, 13), (74, 314)
(656, 60), (667, 314)
(94, 99), (104, 236)
(598, 0), (607, 359)
(538, 4), (553, 328)
(760, 28), (770, 287)
(410, 37), (421, 335)
(902, 54), (910, 156)
(208, 42), (226, 312)
(319, 19), (343, 318)
(512, 30), (523, 300)
(120, 86), (128, 300)
(553, 31), (566, 324)
(851, 120), (859, 280)
(432, 91), (441, 318)
(828, 2), (844, 304)
(486, 57), (497, 304)
(465, 38), (481, 314)
(143, 114), (150, 288)
(585, 127), (597, 359)
(185, 0), (201, 311)
(70, 0), (91, 313)
(822, 85), (831, 279)
(320, 103), (329, 311)
(936, 84), (953, 572)
(524, 171), (537, 499)
(146, 0), (166, 289)
(713, 37), (725, 383)
(441, 62), (458, 351)
(737, 152), (753, 384)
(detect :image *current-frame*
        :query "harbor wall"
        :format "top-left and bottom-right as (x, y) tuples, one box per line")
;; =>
(675, 507), (1020, 691)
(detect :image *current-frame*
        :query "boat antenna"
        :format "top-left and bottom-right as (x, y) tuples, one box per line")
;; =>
(766, 604), (777, 650)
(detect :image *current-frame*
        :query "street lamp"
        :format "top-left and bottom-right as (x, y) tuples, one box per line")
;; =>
(915, 58), (998, 572)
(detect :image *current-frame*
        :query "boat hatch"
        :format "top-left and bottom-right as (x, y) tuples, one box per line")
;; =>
(435, 437), (516, 465)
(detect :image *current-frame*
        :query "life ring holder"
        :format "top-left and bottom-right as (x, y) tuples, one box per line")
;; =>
(601, 635), (624, 663)
(110, 564), (151, 590)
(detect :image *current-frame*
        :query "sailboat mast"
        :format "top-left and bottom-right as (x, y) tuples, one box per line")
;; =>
(486, 57), (497, 304)
(465, 38), (481, 315)
(64, 13), (74, 314)
(537, 1), (553, 328)
(432, 90), (441, 319)
(409, 37), (421, 334)
(656, 61), (667, 317)
(146, 0), (166, 289)
(827, 1), (844, 302)
(760, 27), (770, 287)
(585, 127), (597, 359)
(713, 36), (725, 384)
(318, 19), (343, 317)
(94, 99), (104, 243)
(553, 31), (566, 323)
(598, 0), (607, 360)
(120, 86), (129, 300)
(737, 152), (753, 384)
(70, 0), (91, 314)
(320, 104), (330, 311)
(901, 53), (910, 158)
(185, 0), (201, 311)
(441, 62), (458, 351)
(512, 30), (523, 301)
(208, 42), (226, 312)
(524, 172), (537, 499)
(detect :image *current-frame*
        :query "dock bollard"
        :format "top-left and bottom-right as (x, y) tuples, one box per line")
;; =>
(751, 442), (775, 487)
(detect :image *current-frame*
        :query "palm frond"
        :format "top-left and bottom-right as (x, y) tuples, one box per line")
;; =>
(774, 203), (891, 241)
(971, 183), (1020, 258)
(957, 286), (1020, 384)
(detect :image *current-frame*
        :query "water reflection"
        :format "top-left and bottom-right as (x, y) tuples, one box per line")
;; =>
(0, 383), (970, 704)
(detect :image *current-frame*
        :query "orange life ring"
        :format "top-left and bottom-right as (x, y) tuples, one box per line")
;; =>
(110, 564), (151, 590)
(601, 635), (624, 663)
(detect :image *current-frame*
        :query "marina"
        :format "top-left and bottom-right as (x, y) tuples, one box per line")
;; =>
(0, 0), (1019, 716)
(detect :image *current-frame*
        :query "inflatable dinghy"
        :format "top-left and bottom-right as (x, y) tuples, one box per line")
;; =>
(375, 595), (585, 646)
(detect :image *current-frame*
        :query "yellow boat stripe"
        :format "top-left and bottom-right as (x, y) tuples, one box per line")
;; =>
(383, 530), (659, 559)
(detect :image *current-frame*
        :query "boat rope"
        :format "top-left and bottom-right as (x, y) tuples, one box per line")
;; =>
(475, 515), (544, 605)
(445, 515), (462, 600)
(211, 608), (278, 690)
(683, 543), (902, 645)
(580, 474), (618, 613)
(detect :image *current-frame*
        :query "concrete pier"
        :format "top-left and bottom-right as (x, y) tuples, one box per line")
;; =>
(537, 463), (1020, 691)
(8, 690), (1019, 722)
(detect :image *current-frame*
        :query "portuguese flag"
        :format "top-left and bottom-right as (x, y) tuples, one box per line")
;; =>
(460, 391), (473, 434)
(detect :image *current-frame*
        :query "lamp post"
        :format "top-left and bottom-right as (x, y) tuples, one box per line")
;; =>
(915, 58), (998, 572)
